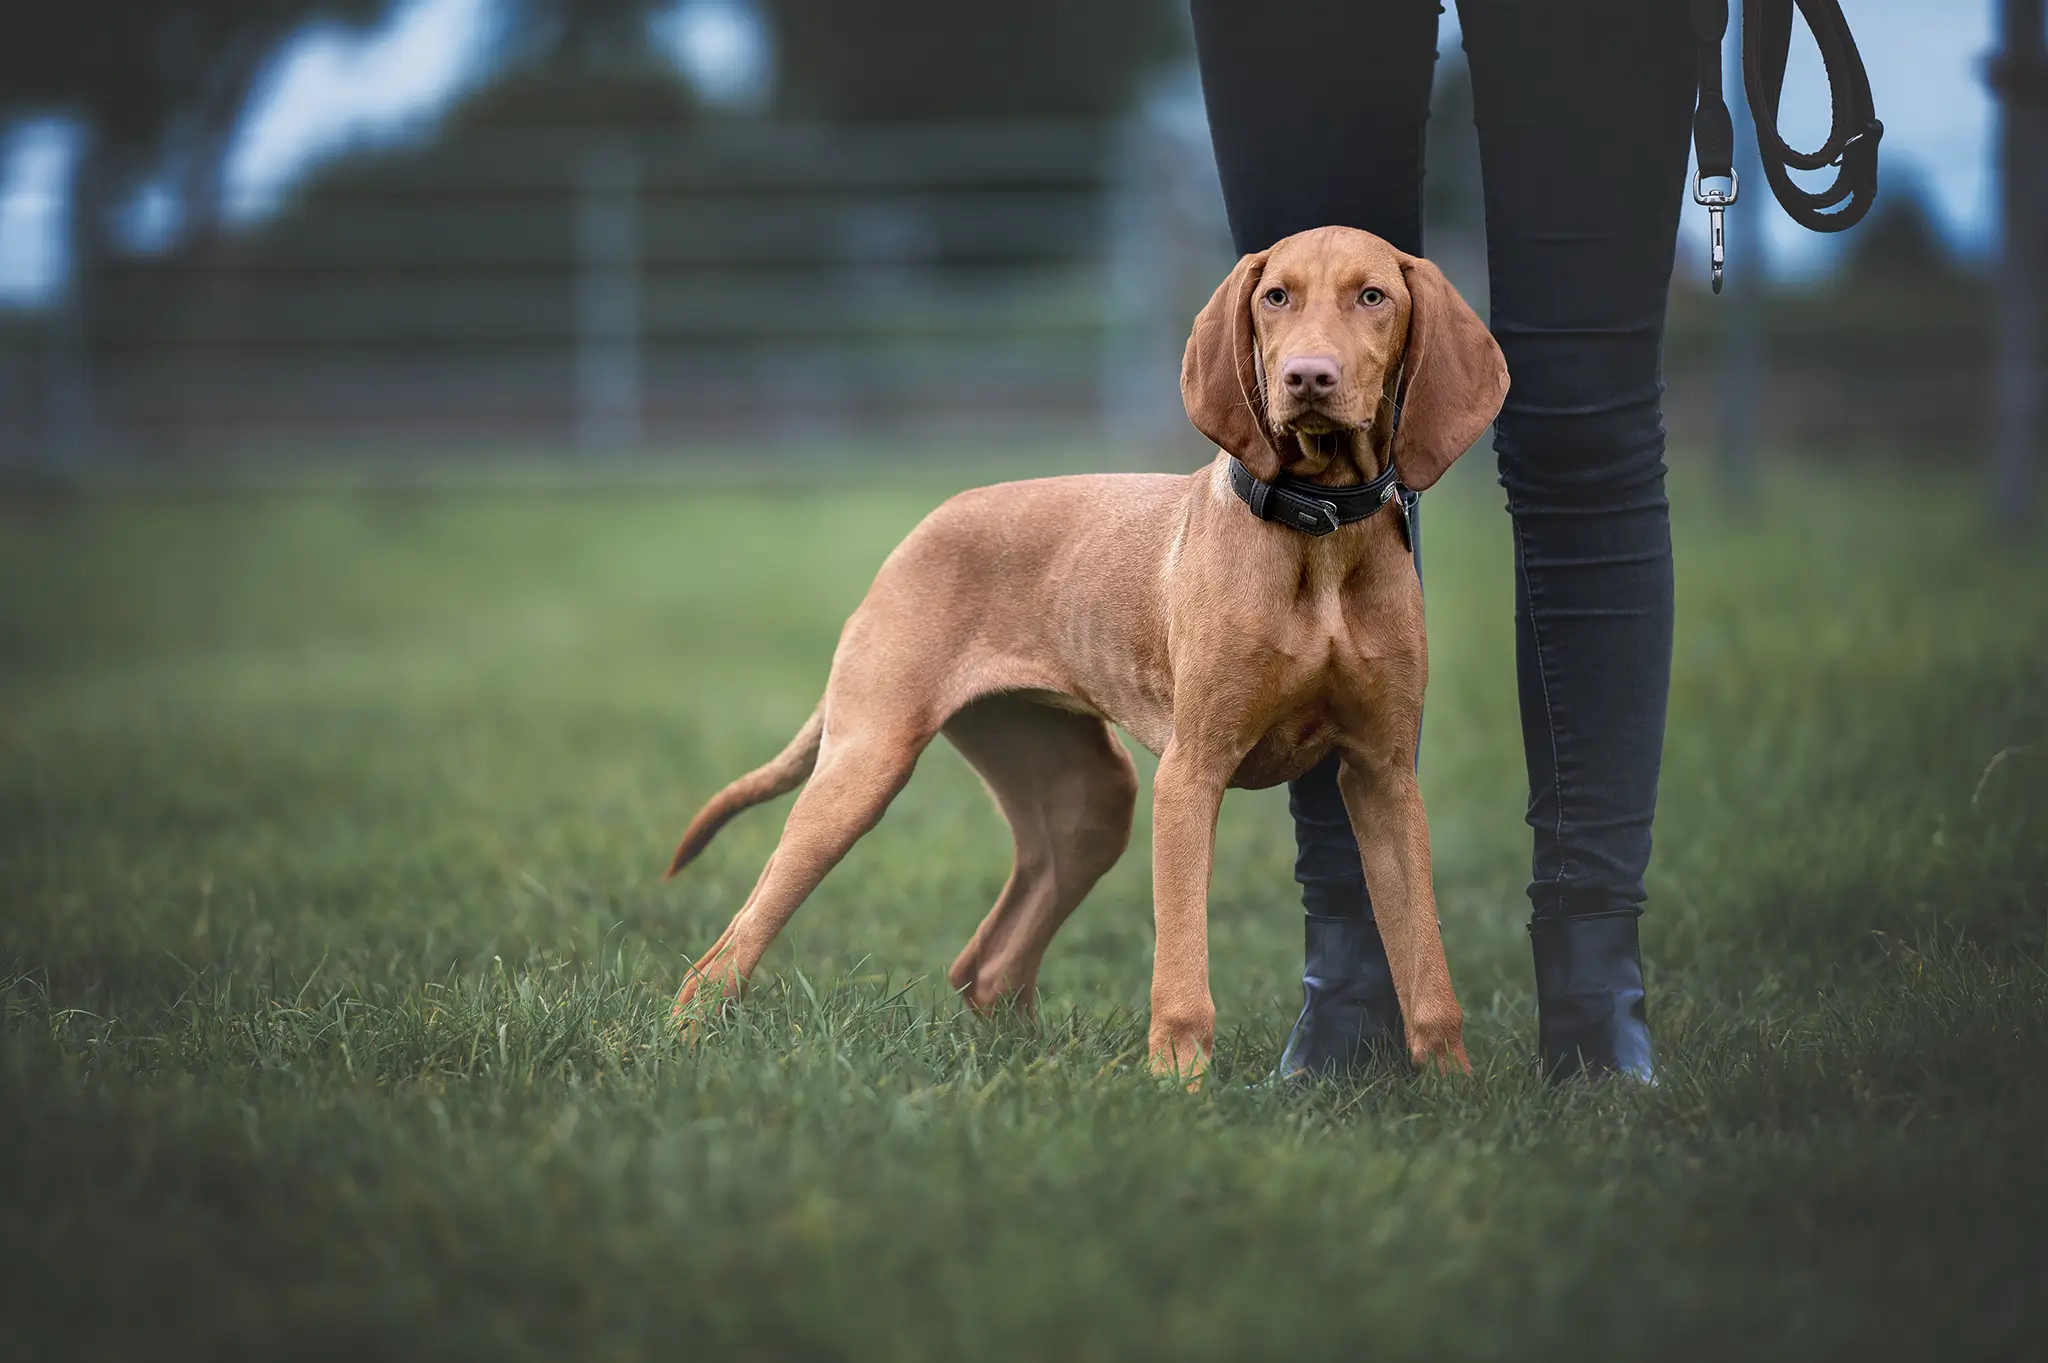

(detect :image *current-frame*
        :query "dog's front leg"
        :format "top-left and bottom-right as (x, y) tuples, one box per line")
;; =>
(1337, 755), (1470, 1074)
(1147, 743), (1228, 1084)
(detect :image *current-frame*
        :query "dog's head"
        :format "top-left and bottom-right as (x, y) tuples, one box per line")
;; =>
(1181, 225), (1508, 489)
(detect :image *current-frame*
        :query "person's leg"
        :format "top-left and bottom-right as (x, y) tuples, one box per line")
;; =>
(1191, 0), (1441, 1075)
(1456, 0), (1696, 1080)
(1191, 0), (1439, 260)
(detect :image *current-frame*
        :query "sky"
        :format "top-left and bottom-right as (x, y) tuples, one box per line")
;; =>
(0, 0), (2016, 308)
(220, 0), (504, 224)
(0, 119), (80, 307)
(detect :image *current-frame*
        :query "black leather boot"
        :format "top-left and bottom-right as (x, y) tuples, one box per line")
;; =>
(1273, 908), (1408, 1080)
(1529, 909), (1656, 1083)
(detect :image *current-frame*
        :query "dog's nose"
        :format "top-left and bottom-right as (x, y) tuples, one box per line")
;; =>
(1280, 355), (1341, 398)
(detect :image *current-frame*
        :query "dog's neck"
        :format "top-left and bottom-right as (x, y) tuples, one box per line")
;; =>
(1276, 419), (1395, 489)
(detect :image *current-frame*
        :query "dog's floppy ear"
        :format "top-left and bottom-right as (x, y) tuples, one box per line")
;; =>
(1390, 252), (1509, 491)
(1182, 250), (1286, 481)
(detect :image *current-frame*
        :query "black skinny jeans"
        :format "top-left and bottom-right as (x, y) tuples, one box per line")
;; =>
(1191, 0), (1692, 923)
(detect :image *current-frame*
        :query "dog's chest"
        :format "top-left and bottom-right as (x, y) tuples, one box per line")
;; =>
(1223, 601), (1415, 790)
(1229, 710), (1344, 790)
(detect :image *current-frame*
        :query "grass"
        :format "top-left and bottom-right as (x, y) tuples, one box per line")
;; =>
(2, 453), (2045, 1361)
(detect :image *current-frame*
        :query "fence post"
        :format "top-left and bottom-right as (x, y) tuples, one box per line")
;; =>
(1103, 115), (1174, 457)
(1989, 0), (2045, 532)
(576, 141), (642, 454)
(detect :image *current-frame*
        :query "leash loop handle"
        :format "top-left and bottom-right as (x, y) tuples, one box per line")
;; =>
(1691, 0), (1882, 292)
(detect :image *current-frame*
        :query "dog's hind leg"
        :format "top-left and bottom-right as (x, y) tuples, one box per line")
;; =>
(674, 726), (926, 1018)
(944, 694), (1138, 1017)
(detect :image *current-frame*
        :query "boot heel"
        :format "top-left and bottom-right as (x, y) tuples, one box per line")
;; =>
(1529, 909), (1656, 1084)
(1273, 912), (1409, 1080)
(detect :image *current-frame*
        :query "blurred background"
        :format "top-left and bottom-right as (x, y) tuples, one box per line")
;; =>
(4, 12), (2046, 1351)
(0, 0), (2041, 519)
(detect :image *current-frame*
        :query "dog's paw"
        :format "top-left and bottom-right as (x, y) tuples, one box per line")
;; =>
(1147, 1012), (1214, 1090)
(1405, 1008), (1471, 1076)
(671, 954), (742, 1041)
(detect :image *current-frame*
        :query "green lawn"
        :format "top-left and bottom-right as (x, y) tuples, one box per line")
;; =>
(3, 455), (2045, 1361)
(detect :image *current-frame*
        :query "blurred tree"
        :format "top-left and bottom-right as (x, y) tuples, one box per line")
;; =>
(504, 0), (669, 72)
(766, 0), (1184, 121)
(0, 0), (391, 242)
(453, 0), (695, 132)
(490, 0), (1183, 124)
(1, 0), (394, 461)
(439, 66), (698, 133)
(1837, 177), (1967, 285)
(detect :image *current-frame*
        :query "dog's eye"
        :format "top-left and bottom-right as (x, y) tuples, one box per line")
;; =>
(1359, 287), (1386, 306)
(1262, 287), (1289, 307)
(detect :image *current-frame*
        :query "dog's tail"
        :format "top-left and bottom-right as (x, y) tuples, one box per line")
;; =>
(663, 704), (825, 879)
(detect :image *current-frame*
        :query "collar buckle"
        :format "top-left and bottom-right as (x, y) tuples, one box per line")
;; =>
(1290, 498), (1341, 536)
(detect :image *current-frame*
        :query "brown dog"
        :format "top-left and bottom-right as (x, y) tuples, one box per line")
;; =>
(664, 225), (1508, 1080)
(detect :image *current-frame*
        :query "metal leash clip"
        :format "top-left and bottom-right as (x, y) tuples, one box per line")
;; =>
(1693, 169), (1738, 294)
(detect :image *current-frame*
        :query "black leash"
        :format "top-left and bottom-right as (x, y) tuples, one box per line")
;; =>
(1227, 454), (1413, 545)
(1691, 0), (1883, 292)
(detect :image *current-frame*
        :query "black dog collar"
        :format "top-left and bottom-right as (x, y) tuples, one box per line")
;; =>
(1228, 454), (1410, 540)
